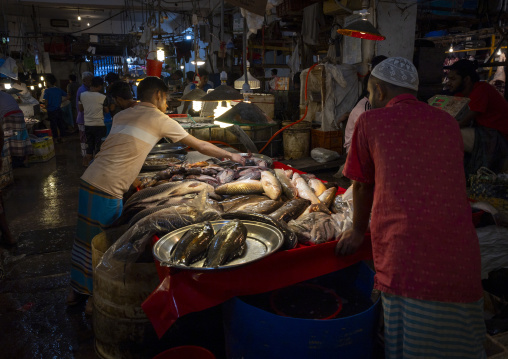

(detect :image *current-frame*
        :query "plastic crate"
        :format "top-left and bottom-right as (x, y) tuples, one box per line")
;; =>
(311, 129), (343, 155)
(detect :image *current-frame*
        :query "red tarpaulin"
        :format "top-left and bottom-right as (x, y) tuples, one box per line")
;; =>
(141, 162), (373, 338)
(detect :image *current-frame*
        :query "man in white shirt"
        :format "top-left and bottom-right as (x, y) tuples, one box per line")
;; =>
(79, 76), (108, 166)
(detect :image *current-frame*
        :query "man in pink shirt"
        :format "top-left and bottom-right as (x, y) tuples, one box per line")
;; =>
(336, 57), (485, 358)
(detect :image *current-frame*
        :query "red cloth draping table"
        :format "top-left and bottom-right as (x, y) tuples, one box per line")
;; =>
(141, 161), (373, 338)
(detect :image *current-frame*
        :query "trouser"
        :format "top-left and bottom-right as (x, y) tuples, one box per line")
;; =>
(47, 108), (67, 139)
(85, 125), (107, 156)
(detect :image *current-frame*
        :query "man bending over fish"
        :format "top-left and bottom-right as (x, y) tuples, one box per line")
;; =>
(68, 76), (245, 315)
(336, 57), (486, 358)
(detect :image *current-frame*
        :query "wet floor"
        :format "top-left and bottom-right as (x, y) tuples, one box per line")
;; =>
(0, 134), (347, 359)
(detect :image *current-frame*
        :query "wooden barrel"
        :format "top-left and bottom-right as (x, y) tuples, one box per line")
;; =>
(92, 227), (161, 359)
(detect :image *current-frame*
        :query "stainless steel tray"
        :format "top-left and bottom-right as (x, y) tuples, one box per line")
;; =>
(239, 153), (273, 168)
(153, 220), (283, 270)
(149, 142), (188, 154)
(142, 153), (186, 172)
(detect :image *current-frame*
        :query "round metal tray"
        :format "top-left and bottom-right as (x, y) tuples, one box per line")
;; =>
(142, 153), (186, 172)
(149, 142), (188, 154)
(153, 220), (284, 270)
(239, 153), (273, 168)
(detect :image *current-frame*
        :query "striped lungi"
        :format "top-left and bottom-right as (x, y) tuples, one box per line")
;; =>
(70, 180), (122, 295)
(3, 111), (33, 157)
(77, 124), (87, 157)
(382, 293), (486, 359)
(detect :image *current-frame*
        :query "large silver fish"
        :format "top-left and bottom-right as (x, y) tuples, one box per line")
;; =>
(236, 198), (284, 214)
(169, 221), (215, 265)
(294, 177), (321, 204)
(261, 171), (282, 200)
(203, 219), (248, 268)
(318, 187), (336, 208)
(308, 179), (327, 197)
(274, 169), (297, 200)
(269, 198), (310, 222)
(215, 180), (264, 196)
(219, 195), (268, 212)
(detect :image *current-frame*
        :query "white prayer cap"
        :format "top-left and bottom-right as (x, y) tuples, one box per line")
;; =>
(82, 71), (93, 79)
(370, 57), (419, 91)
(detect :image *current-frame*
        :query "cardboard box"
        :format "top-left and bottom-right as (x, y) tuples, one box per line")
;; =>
(428, 95), (470, 120)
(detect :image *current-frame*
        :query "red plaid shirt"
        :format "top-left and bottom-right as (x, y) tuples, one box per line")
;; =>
(344, 94), (483, 303)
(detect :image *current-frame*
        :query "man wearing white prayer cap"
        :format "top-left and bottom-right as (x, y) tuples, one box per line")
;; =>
(336, 57), (486, 358)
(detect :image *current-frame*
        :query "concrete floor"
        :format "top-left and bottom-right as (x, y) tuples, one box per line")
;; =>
(0, 134), (346, 359)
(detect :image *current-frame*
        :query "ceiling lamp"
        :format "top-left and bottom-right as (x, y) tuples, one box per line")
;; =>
(498, 49), (502, 55)
(449, 44), (454, 53)
(214, 102), (273, 126)
(191, 54), (205, 66)
(337, 9), (385, 41)
(77, 8), (81, 21)
(234, 62), (261, 91)
(179, 88), (206, 101)
(200, 85), (243, 101)
(4, 83), (11, 89)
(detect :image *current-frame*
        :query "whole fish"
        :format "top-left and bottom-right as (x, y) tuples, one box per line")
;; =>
(222, 211), (298, 250)
(186, 175), (220, 186)
(284, 169), (294, 179)
(308, 179), (327, 197)
(269, 198), (310, 222)
(204, 219), (248, 267)
(217, 168), (235, 184)
(237, 169), (261, 181)
(202, 167), (220, 176)
(219, 195), (268, 212)
(274, 169), (297, 200)
(301, 173), (317, 182)
(170, 221), (215, 265)
(128, 195), (198, 227)
(292, 172), (302, 186)
(318, 187), (336, 208)
(215, 180), (264, 196)
(261, 171), (282, 200)
(294, 177), (321, 204)
(236, 198), (284, 214)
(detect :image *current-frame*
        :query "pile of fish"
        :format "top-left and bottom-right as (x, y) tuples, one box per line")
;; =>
(98, 157), (355, 276)
(170, 219), (248, 268)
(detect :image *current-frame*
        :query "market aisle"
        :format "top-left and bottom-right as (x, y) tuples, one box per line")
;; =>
(0, 134), (99, 359)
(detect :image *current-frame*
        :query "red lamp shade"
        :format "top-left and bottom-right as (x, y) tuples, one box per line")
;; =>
(337, 20), (386, 41)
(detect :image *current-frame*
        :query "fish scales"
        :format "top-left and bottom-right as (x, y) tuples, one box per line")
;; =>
(170, 221), (215, 265)
(203, 219), (248, 267)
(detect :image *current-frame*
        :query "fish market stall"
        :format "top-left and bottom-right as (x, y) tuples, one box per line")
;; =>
(94, 156), (373, 354)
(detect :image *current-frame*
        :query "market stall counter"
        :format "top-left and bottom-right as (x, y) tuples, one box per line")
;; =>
(138, 162), (373, 338)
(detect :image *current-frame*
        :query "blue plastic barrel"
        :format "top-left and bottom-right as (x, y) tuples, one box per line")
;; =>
(223, 262), (379, 359)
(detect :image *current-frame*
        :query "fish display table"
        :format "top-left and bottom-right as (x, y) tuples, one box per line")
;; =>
(142, 162), (373, 337)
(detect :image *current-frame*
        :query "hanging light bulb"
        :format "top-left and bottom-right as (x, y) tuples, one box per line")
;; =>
(498, 49), (502, 55)
(449, 44), (454, 53)
(213, 100), (232, 118)
(30, 85), (35, 90)
(4, 83), (11, 89)
(180, 65), (184, 70)
(87, 22), (90, 27)
(38, 83), (42, 88)
(192, 101), (203, 112)
(156, 40), (165, 62)
(191, 55), (205, 66)
(40, 76), (44, 81)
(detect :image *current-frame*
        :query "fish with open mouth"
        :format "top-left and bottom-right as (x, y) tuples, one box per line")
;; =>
(308, 178), (327, 197)
(203, 219), (248, 267)
(215, 180), (264, 196)
(170, 221), (215, 265)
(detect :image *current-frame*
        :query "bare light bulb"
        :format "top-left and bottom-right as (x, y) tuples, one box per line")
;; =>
(157, 49), (165, 62)
(192, 101), (203, 112)
(87, 22), (90, 27)
(40, 76), (44, 81)
(4, 83), (11, 89)
(38, 83), (42, 88)
(449, 45), (454, 53)
(30, 85), (35, 90)
(78, 15), (81, 21)
(498, 49), (502, 55)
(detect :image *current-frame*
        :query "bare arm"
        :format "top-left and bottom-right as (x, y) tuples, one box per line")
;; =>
(335, 180), (374, 256)
(179, 134), (246, 165)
